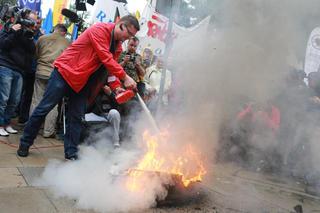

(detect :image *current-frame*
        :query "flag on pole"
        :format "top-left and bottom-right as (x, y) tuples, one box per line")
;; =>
(42, 8), (53, 34)
(53, 0), (70, 25)
(135, 10), (141, 20)
(71, 24), (78, 41)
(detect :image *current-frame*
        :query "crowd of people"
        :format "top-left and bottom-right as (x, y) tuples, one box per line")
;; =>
(217, 68), (320, 195)
(2, 6), (320, 197)
(0, 11), (172, 161)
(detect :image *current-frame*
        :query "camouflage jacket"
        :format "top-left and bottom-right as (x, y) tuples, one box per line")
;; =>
(118, 51), (143, 82)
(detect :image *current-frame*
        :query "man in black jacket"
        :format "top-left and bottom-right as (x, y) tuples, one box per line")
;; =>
(18, 14), (43, 125)
(0, 17), (36, 136)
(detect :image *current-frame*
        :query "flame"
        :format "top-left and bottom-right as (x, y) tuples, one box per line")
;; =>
(127, 130), (207, 191)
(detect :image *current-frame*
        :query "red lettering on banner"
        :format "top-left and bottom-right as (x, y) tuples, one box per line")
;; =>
(151, 14), (166, 23)
(147, 21), (158, 38)
(147, 14), (177, 42)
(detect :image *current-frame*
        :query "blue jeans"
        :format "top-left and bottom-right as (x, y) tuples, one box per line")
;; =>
(20, 68), (89, 158)
(0, 66), (23, 126)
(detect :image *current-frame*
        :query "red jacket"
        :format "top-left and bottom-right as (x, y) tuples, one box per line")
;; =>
(237, 105), (280, 132)
(53, 22), (126, 93)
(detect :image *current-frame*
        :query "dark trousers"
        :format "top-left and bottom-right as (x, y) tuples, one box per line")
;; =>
(19, 72), (35, 123)
(20, 69), (89, 158)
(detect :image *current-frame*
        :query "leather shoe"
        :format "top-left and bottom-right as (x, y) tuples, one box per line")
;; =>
(65, 155), (78, 161)
(17, 145), (29, 157)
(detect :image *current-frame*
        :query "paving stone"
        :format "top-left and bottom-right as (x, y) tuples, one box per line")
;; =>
(18, 167), (45, 186)
(44, 189), (97, 213)
(40, 147), (65, 160)
(0, 140), (17, 154)
(6, 134), (21, 146)
(234, 169), (305, 192)
(0, 168), (26, 188)
(43, 137), (64, 146)
(34, 136), (58, 147)
(18, 151), (48, 167)
(0, 187), (57, 213)
(1, 133), (320, 212)
(0, 153), (22, 167)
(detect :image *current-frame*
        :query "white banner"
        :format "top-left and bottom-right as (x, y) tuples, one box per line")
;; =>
(170, 16), (211, 64)
(90, 0), (129, 24)
(304, 27), (320, 77)
(137, 10), (169, 56)
(137, 3), (210, 64)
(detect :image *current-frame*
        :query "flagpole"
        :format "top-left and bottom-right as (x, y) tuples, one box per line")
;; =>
(156, 0), (178, 114)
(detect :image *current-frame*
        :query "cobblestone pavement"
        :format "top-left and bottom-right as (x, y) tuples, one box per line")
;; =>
(0, 130), (320, 213)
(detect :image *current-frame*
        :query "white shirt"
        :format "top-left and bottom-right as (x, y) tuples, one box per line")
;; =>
(145, 64), (172, 104)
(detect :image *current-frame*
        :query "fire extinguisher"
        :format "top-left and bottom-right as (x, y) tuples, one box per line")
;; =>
(107, 75), (135, 104)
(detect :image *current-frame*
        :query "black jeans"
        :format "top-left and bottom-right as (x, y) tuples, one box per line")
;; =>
(19, 72), (35, 123)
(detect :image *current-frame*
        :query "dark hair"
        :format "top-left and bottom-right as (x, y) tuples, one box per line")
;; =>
(119, 15), (140, 31)
(54, 24), (67, 33)
(129, 36), (139, 43)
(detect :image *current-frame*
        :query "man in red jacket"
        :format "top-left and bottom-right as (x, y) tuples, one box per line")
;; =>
(17, 15), (139, 160)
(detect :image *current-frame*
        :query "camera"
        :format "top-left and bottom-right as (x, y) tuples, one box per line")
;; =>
(126, 53), (136, 62)
(0, 4), (36, 38)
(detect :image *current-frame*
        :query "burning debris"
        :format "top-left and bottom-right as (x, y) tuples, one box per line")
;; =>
(37, 128), (208, 212)
(126, 130), (207, 191)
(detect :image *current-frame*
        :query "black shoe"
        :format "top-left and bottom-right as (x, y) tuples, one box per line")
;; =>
(17, 122), (27, 127)
(17, 145), (29, 157)
(65, 155), (78, 161)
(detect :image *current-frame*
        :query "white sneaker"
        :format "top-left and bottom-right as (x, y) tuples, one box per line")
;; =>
(5, 126), (18, 134)
(113, 141), (120, 148)
(0, 127), (9, 136)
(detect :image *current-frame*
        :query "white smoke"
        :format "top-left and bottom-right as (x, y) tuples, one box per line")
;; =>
(36, 136), (172, 212)
(36, 0), (320, 211)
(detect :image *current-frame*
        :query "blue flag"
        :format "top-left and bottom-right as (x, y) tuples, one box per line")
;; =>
(18, 0), (42, 13)
(72, 24), (79, 41)
(42, 8), (53, 34)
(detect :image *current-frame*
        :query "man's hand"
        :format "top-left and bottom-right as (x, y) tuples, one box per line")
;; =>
(135, 57), (145, 76)
(120, 55), (131, 67)
(103, 85), (112, 95)
(123, 74), (136, 90)
(123, 55), (131, 64)
(135, 58), (141, 66)
(11, 24), (22, 31)
(114, 87), (126, 95)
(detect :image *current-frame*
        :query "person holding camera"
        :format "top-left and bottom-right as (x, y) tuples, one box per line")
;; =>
(17, 15), (139, 160)
(18, 14), (44, 125)
(118, 36), (145, 97)
(0, 13), (37, 136)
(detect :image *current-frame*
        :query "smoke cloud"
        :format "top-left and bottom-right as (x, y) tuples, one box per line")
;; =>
(37, 0), (320, 211)
(36, 133), (173, 212)
(166, 0), (320, 209)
